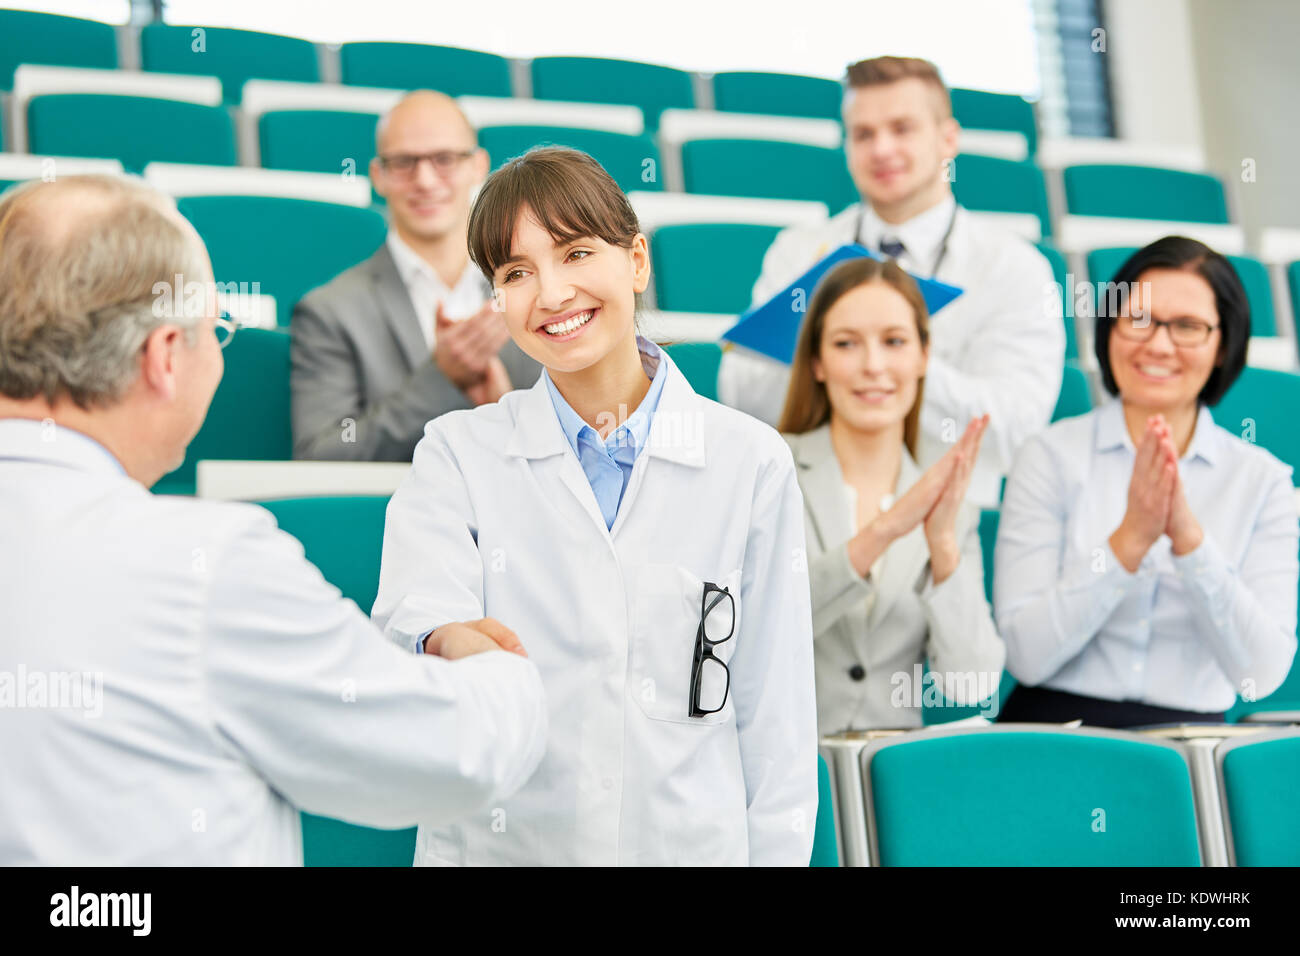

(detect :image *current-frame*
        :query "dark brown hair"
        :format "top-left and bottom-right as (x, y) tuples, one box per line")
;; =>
(779, 257), (931, 456)
(844, 56), (952, 119)
(467, 146), (641, 282)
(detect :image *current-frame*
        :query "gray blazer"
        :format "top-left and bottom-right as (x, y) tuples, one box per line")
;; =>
(784, 424), (1005, 734)
(290, 244), (541, 462)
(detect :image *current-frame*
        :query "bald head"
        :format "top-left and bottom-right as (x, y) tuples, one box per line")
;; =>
(376, 90), (477, 154)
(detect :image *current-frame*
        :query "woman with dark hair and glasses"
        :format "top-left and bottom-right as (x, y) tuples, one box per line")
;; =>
(994, 236), (1298, 727)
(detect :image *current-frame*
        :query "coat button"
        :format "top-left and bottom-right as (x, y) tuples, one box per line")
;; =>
(848, 665), (866, 681)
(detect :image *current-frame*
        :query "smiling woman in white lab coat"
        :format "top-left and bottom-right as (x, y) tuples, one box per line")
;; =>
(372, 147), (818, 866)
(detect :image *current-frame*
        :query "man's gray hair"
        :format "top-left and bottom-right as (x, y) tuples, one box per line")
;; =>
(0, 174), (209, 409)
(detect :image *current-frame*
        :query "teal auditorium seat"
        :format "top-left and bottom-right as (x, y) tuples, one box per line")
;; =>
(950, 87), (1037, 156)
(662, 342), (721, 401)
(712, 72), (842, 121)
(1035, 241), (1076, 359)
(178, 196), (387, 328)
(1209, 366), (1300, 481)
(530, 56), (693, 132)
(141, 23), (318, 104)
(259, 109), (379, 176)
(27, 95), (236, 173)
(256, 495), (420, 867)
(1053, 360), (1092, 422)
(478, 126), (662, 194)
(340, 42), (512, 97)
(810, 754), (839, 866)
(1064, 165), (1229, 223)
(1290, 262), (1300, 334)
(0, 9), (117, 91)
(1086, 246), (1278, 337)
(681, 139), (856, 214)
(1217, 730), (1300, 865)
(865, 728), (1202, 865)
(153, 329), (292, 495)
(950, 153), (1052, 238)
(650, 223), (780, 313)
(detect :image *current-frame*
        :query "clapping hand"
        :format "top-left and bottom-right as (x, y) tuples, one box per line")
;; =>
(923, 415), (989, 582)
(1110, 415), (1200, 570)
(434, 300), (511, 391)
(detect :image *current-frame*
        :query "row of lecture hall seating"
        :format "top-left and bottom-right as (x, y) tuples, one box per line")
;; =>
(0, 11), (1027, 134)
(268, 485), (1299, 865)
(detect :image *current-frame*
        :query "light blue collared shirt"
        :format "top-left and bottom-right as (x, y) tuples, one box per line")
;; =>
(994, 397), (1299, 713)
(543, 336), (668, 530)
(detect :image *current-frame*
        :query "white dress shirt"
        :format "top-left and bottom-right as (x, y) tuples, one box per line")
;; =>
(717, 198), (1064, 507)
(994, 398), (1299, 712)
(373, 351), (818, 866)
(386, 231), (490, 348)
(0, 419), (547, 865)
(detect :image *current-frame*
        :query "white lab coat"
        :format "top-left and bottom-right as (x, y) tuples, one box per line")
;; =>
(718, 202), (1064, 507)
(0, 419), (547, 865)
(373, 351), (819, 866)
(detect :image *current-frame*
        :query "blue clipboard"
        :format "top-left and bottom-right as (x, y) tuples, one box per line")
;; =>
(721, 244), (963, 365)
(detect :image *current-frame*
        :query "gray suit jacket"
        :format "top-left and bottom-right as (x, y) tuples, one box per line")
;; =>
(784, 424), (1005, 734)
(290, 244), (541, 462)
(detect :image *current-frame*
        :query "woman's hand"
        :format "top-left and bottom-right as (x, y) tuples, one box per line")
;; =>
(1166, 466), (1204, 555)
(1109, 415), (1178, 571)
(924, 415), (989, 583)
(845, 417), (983, 577)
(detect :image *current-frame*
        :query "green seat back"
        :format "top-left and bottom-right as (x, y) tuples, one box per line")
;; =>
(178, 196), (387, 328)
(1035, 241), (1075, 359)
(1209, 367), (1300, 481)
(1053, 360), (1092, 422)
(1064, 164), (1229, 223)
(951, 153), (1051, 238)
(651, 223), (780, 313)
(1289, 262), (1300, 334)
(1220, 734), (1300, 865)
(868, 731), (1202, 865)
(255, 494), (418, 867)
(340, 42), (511, 97)
(153, 329), (292, 495)
(479, 126), (662, 194)
(810, 753), (839, 866)
(662, 342), (721, 401)
(978, 508), (1000, 606)
(259, 109), (379, 178)
(530, 56), (693, 131)
(28, 94), (236, 173)
(713, 72), (841, 121)
(1087, 246), (1277, 337)
(0, 10), (117, 91)
(141, 23), (318, 103)
(950, 87), (1037, 156)
(681, 139), (856, 214)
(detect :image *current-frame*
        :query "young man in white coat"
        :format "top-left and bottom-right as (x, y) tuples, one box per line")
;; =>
(719, 56), (1064, 507)
(0, 175), (547, 865)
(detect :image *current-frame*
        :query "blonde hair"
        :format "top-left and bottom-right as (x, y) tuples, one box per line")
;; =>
(778, 258), (930, 457)
(0, 174), (207, 409)
(845, 55), (952, 119)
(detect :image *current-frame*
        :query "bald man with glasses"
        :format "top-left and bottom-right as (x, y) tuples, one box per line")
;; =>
(291, 90), (539, 462)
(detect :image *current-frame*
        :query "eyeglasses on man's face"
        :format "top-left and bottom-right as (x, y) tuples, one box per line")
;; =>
(377, 150), (477, 179)
(1112, 313), (1218, 347)
(213, 312), (238, 350)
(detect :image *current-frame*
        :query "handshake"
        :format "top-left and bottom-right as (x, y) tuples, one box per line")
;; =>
(423, 618), (529, 660)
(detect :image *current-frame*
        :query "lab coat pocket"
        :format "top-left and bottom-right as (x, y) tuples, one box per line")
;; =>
(630, 564), (742, 725)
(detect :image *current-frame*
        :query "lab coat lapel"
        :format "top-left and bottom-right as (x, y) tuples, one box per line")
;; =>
(503, 376), (611, 539)
(368, 245), (431, 372)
